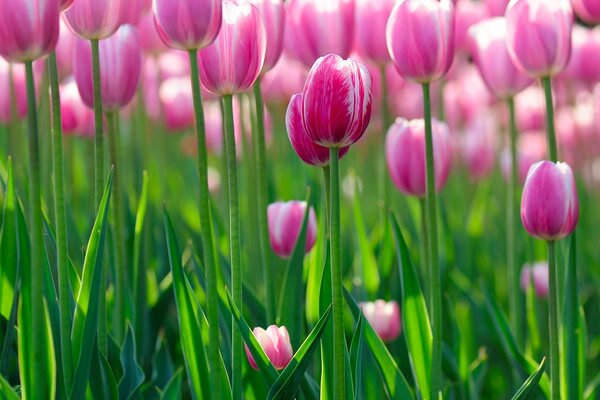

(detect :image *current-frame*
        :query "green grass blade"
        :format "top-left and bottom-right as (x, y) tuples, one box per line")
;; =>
(160, 368), (184, 400)
(118, 324), (145, 400)
(511, 358), (546, 400)
(89, 346), (119, 400)
(0, 373), (19, 400)
(349, 312), (365, 397)
(0, 158), (17, 319)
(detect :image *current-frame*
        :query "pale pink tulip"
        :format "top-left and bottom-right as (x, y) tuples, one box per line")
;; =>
(267, 200), (317, 259)
(520, 262), (549, 298)
(245, 326), (294, 370)
(360, 300), (402, 342)
(64, 0), (127, 40)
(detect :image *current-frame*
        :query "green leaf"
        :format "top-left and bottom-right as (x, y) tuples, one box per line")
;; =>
(584, 371), (600, 400)
(352, 175), (379, 297)
(160, 368), (184, 400)
(391, 214), (432, 399)
(319, 244), (334, 400)
(0, 373), (19, 400)
(118, 324), (145, 400)
(349, 312), (365, 397)
(511, 358), (546, 400)
(0, 158), (17, 319)
(70, 172), (113, 400)
(89, 346), (118, 400)
(267, 305), (332, 400)
(133, 171), (149, 341)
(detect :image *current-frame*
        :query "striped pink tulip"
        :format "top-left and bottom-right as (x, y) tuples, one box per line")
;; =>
(0, 0), (60, 63)
(386, 0), (455, 84)
(63, 0), (126, 40)
(286, 93), (349, 167)
(360, 300), (402, 342)
(198, 1), (266, 95)
(0, 59), (27, 123)
(572, 0), (600, 24)
(244, 0), (285, 72)
(505, 0), (574, 78)
(520, 262), (549, 298)
(521, 161), (579, 241)
(245, 326), (294, 370)
(386, 117), (452, 198)
(301, 54), (372, 148)
(152, 0), (222, 51)
(355, 0), (398, 65)
(267, 200), (317, 259)
(73, 24), (142, 111)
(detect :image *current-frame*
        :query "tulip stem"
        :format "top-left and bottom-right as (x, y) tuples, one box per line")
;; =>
(322, 165), (331, 235)
(47, 51), (73, 392)
(547, 240), (560, 400)
(188, 50), (221, 399)
(24, 60), (48, 397)
(541, 77), (558, 162)
(223, 94), (242, 399)
(418, 198), (430, 305)
(423, 82), (442, 400)
(329, 147), (345, 400)
(252, 79), (275, 323)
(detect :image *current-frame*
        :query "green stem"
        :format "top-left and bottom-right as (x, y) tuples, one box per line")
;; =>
(541, 77), (558, 162)
(423, 82), (442, 400)
(379, 65), (391, 240)
(25, 60), (48, 397)
(223, 94), (242, 399)
(252, 79), (275, 323)
(329, 147), (345, 400)
(547, 240), (560, 400)
(106, 111), (126, 343)
(564, 232), (579, 400)
(47, 51), (73, 392)
(189, 50), (221, 398)
(418, 198), (430, 306)
(322, 165), (331, 235)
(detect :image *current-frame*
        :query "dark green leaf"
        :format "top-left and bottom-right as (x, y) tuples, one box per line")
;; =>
(160, 368), (184, 400)
(349, 312), (365, 397)
(118, 324), (145, 400)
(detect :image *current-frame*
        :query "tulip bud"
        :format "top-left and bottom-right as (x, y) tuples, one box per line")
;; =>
(505, 0), (573, 78)
(64, 0), (127, 40)
(244, 325), (294, 370)
(301, 54), (372, 148)
(572, 0), (600, 24)
(386, 118), (452, 198)
(521, 160), (579, 241)
(520, 262), (549, 298)
(562, 26), (600, 87)
(360, 300), (402, 342)
(60, 77), (94, 137)
(386, 0), (455, 84)
(355, 0), (398, 65)
(0, 59), (27, 123)
(159, 76), (194, 131)
(243, 0), (285, 72)
(198, 1), (266, 95)
(73, 25), (142, 111)
(136, 12), (167, 54)
(0, 0), (60, 63)
(454, 0), (489, 54)
(267, 200), (317, 259)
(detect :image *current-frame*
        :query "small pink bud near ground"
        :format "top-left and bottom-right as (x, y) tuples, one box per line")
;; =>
(360, 300), (402, 342)
(267, 200), (317, 259)
(520, 262), (549, 298)
(245, 325), (294, 370)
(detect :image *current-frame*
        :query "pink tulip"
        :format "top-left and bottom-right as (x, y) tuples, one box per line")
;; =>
(501, 132), (546, 183)
(468, 18), (533, 99)
(244, 0), (285, 72)
(521, 160), (579, 241)
(261, 54), (308, 105)
(244, 325), (294, 370)
(63, 0), (126, 40)
(485, 0), (510, 16)
(60, 0), (74, 11)
(520, 262), (549, 298)
(0, 59), (27, 123)
(60, 77), (94, 137)
(158, 51), (191, 80)
(55, 18), (77, 78)
(505, 0), (573, 78)
(122, 0), (148, 25)
(285, 0), (355, 68)
(572, 0), (600, 24)
(386, 117), (452, 197)
(301, 54), (372, 148)
(267, 200), (317, 259)
(73, 24), (142, 111)
(360, 300), (402, 342)
(562, 26), (600, 87)
(386, 0), (455, 84)
(198, 1), (266, 95)
(443, 64), (493, 130)
(152, 0), (222, 51)
(0, 0), (60, 63)
(454, 0), (489, 54)
(159, 76), (194, 131)
(286, 94), (349, 167)
(136, 12), (167, 54)
(355, 0), (398, 65)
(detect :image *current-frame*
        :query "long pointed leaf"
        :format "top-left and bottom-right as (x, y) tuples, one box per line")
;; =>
(0, 158), (17, 319)
(511, 358), (546, 400)
(118, 324), (145, 400)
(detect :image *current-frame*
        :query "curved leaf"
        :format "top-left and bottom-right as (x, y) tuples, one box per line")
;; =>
(511, 358), (546, 400)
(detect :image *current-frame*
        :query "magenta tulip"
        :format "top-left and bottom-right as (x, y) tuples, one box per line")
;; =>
(386, 117), (452, 197)
(505, 0), (573, 78)
(63, 0), (126, 40)
(521, 160), (579, 241)
(0, 0), (60, 63)
(152, 0), (222, 51)
(267, 200), (317, 259)
(0, 58), (27, 123)
(244, 325), (294, 370)
(355, 0), (398, 65)
(301, 54), (372, 148)
(468, 18), (533, 99)
(286, 93), (349, 167)
(562, 26), (600, 87)
(73, 24), (142, 111)
(285, 0), (355, 68)
(360, 300), (402, 342)
(60, 77), (94, 137)
(244, 0), (285, 72)
(386, 0), (455, 84)
(198, 1), (266, 95)
(60, 0), (74, 11)
(572, 0), (600, 24)
(520, 262), (549, 298)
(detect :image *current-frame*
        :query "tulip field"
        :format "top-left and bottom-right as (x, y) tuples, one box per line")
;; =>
(3, 0), (600, 399)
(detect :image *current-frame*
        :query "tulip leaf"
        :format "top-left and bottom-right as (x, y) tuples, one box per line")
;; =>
(391, 213), (432, 399)
(89, 346), (119, 400)
(352, 176), (379, 296)
(0, 373), (19, 400)
(584, 371), (600, 400)
(160, 368), (184, 400)
(562, 233), (581, 400)
(118, 324), (145, 400)
(267, 304), (332, 400)
(133, 171), (149, 343)
(511, 357), (547, 400)
(0, 158), (17, 319)
(349, 312), (365, 397)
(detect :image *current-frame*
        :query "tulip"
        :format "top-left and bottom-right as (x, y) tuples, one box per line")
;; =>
(386, 118), (452, 198)
(244, 0), (285, 72)
(485, 0), (510, 16)
(360, 300), (402, 342)
(244, 326), (294, 370)
(443, 64), (493, 130)
(159, 76), (194, 131)
(60, 0), (74, 11)
(572, 0), (600, 24)
(55, 19), (77, 78)
(136, 11), (167, 54)
(153, 0), (222, 51)
(60, 77), (94, 137)
(505, 0), (573, 79)
(459, 113), (497, 181)
(301, 54), (372, 148)
(521, 160), (578, 241)
(454, 0), (489, 54)
(122, 0), (148, 25)
(0, 0), (60, 63)
(562, 26), (600, 87)
(520, 262), (549, 298)
(386, 0), (455, 84)
(468, 18), (533, 99)
(63, 0), (126, 40)
(355, 0), (398, 65)
(73, 25), (142, 111)
(267, 200), (317, 259)
(261, 54), (308, 105)
(0, 59), (27, 123)
(285, 0), (355, 67)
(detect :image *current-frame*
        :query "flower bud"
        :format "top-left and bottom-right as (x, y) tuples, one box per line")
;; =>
(355, 0), (398, 65)
(267, 200), (317, 259)
(245, 325), (294, 370)
(520, 262), (549, 298)
(244, 0), (285, 72)
(64, 0), (127, 40)
(572, 0), (600, 24)
(360, 300), (402, 342)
